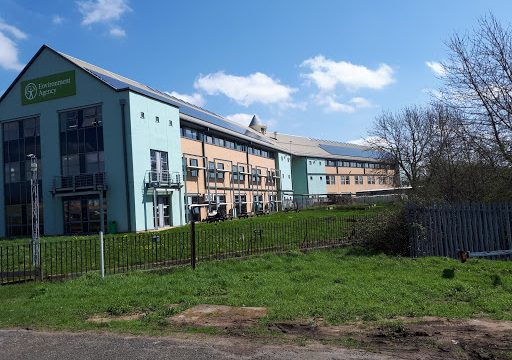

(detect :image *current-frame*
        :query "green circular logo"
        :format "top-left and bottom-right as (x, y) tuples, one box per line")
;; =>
(24, 83), (37, 100)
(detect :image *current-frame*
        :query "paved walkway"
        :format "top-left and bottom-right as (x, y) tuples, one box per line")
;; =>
(0, 329), (395, 360)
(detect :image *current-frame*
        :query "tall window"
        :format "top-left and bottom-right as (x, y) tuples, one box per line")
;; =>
(188, 158), (198, 177)
(340, 175), (350, 185)
(251, 168), (261, 184)
(253, 194), (263, 212)
(150, 150), (169, 183)
(326, 175), (335, 185)
(266, 170), (276, 185)
(59, 105), (104, 176)
(368, 176), (376, 185)
(217, 162), (225, 180)
(3, 117), (43, 236)
(208, 161), (216, 180)
(355, 175), (364, 185)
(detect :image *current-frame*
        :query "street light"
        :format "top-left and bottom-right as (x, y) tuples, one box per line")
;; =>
(27, 154), (40, 271)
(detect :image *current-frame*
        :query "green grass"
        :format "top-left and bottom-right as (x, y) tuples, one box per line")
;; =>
(1, 205), (390, 280)
(1, 248), (511, 335)
(3, 203), (388, 244)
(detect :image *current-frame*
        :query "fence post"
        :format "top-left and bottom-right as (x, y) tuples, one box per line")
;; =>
(191, 219), (196, 270)
(99, 231), (105, 279)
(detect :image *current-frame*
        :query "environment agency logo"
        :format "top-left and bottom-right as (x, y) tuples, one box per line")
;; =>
(24, 83), (38, 101)
(21, 71), (76, 105)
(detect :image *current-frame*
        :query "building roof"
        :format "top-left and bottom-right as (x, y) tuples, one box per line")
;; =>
(0, 44), (383, 162)
(56, 48), (278, 148)
(249, 115), (262, 127)
(265, 132), (382, 162)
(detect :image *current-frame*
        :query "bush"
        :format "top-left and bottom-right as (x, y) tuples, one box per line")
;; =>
(353, 206), (410, 256)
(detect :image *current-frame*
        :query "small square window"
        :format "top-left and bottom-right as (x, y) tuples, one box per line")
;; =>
(155, 116), (160, 123)
(140, 112), (145, 119)
(169, 120), (173, 126)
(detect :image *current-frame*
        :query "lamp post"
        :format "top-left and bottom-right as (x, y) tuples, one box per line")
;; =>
(27, 154), (40, 272)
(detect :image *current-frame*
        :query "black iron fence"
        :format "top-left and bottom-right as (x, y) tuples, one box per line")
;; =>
(1, 215), (371, 285)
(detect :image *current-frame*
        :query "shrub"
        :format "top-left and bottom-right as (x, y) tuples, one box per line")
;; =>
(352, 206), (410, 256)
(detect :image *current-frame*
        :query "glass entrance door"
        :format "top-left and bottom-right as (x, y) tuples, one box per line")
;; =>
(155, 195), (170, 228)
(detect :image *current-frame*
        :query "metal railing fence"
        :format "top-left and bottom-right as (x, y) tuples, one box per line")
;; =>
(1, 215), (371, 285)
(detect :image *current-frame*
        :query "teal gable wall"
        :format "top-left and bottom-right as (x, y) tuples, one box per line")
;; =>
(0, 48), (130, 236)
(276, 152), (292, 193)
(127, 92), (183, 231)
(291, 157), (308, 195)
(306, 158), (327, 195)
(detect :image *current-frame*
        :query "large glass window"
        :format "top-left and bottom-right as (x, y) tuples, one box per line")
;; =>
(234, 194), (247, 214)
(3, 117), (43, 236)
(59, 105), (104, 176)
(253, 194), (263, 212)
(63, 195), (107, 234)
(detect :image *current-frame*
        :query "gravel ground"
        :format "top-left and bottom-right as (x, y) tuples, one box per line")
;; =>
(0, 329), (395, 360)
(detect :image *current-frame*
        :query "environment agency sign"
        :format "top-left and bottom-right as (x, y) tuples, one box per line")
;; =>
(21, 70), (76, 105)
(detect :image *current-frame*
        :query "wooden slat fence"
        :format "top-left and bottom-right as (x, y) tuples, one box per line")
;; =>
(408, 203), (512, 259)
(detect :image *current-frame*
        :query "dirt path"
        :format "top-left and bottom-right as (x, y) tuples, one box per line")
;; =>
(0, 329), (395, 360)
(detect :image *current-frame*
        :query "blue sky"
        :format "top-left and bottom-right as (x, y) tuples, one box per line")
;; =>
(1, 0), (511, 143)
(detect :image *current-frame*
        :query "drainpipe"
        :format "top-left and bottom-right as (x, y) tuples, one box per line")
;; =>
(119, 99), (132, 231)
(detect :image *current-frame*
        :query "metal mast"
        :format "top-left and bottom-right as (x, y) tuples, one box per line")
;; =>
(28, 154), (40, 268)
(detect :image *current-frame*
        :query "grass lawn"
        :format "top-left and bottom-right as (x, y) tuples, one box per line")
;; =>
(1, 248), (511, 335)
(3, 204), (388, 244)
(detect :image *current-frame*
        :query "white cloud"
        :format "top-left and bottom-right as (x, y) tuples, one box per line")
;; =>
(52, 15), (64, 25)
(165, 91), (206, 107)
(0, 20), (27, 71)
(109, 26), (126, 38)
(194, 71), (296, 107)
(226, 113), (254, 126)
(301, 55), (395, 92)
(348, 136), (386, 147)
(425, 61), (446, 76)
(77, 0), (131, 26)
(349, 97), (372, 108)
(0, 21), (27, 40)
(315, 95), (373, 113)
(319, 95), (355, 113)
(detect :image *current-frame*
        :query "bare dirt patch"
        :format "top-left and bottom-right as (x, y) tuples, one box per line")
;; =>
(167, 305), (512, 358)
(267, 317), (512, 360)
(169, 304), (267, 328)
(87, 312), (147, 324)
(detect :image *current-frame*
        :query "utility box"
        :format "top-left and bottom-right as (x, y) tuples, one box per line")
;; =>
(108, 221), (117, 234)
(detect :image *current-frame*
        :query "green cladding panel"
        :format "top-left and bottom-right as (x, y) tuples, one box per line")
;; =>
(21, 70), (76, 105)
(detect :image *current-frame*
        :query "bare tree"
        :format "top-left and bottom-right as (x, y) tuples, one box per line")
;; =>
(368, 106), (435, 190)
(443, 14), (512, 165)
